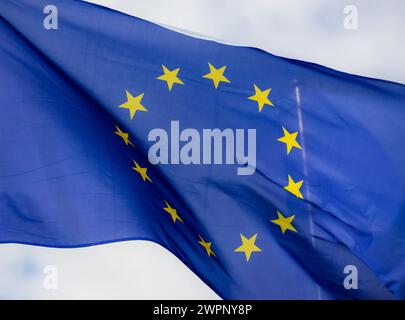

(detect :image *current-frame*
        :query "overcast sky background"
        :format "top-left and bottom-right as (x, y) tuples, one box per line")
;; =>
(1, 0), (404, 299)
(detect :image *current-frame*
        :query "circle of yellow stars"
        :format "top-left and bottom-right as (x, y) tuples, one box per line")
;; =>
(113, 61), (306, 263)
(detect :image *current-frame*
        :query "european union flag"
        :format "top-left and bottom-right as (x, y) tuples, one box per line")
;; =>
(1, 0), (405, 299)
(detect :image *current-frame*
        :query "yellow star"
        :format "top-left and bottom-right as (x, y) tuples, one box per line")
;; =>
(114, 125), (134, 146)
(234, 233), (262, 262)
(198, 235), (216, 257)
(157, 65), (184, 91)
(203, 63), (230, 89)
(118, 90), (147, 120)
(248, 84), (274, 111)
(132, 160), (152, 183)
(284, 175), (304, 199)
(277, 127), (302, 154)
(271, 211), (297, 234)
(163, 200), (184, 223)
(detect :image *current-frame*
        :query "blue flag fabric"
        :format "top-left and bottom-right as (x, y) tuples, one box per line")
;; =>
(1, 0), (405, 299)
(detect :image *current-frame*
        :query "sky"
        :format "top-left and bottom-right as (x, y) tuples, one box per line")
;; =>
(1, 0), (404, 299)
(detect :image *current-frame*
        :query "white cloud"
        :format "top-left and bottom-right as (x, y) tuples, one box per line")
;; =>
(0, 241), (219, 299)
